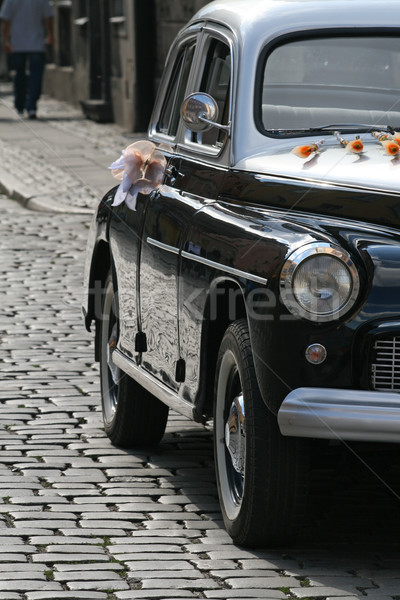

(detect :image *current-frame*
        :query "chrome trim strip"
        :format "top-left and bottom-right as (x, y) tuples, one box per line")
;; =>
(278, 387), (400, 443)
(181, 250), (268, 286)
(250, 171), (400, 198)
(112, 349), (194, 420)
(147, 237), (180, 255)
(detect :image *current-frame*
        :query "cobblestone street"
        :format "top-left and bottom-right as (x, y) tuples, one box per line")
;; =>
(0, 84), (400, 599)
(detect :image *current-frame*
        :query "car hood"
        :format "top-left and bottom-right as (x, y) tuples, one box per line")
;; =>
(235, 137), (400, 196)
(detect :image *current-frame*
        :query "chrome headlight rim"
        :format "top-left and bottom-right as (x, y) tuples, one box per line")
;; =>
(280, 242), (360, 322)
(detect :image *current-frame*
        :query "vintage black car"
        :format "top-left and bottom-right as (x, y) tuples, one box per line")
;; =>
(83, 0), (400, 547)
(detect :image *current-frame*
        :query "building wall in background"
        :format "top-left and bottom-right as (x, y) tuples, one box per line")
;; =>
(43, 0), (210, 132)
(0, 0), (10, 80)
(154, 0), (209, 80)
(44, 0), (77, 104)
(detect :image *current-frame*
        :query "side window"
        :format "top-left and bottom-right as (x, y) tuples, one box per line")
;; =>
(158, 42), (196, 138)
(194, 38), (231, 148)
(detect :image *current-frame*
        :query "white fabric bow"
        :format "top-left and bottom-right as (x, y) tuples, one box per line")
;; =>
(109, 140), (167, 210)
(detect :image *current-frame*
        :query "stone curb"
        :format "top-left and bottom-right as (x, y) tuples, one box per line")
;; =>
(0, 167), (32, 203)
(24, 196), (93, 215)
(0, 168), (93, 214)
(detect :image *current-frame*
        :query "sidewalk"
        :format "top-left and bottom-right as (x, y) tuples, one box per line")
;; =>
(0, 82), (144, 213)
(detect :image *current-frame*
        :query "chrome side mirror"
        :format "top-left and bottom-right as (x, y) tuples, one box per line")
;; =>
(181, 92), (230, 134)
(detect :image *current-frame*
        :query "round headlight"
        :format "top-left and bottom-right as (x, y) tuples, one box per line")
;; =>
(280, 243), (360, 322)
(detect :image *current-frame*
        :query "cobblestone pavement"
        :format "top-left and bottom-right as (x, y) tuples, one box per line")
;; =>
(0, 81), (400, 599)
(1, 198), (400, 599)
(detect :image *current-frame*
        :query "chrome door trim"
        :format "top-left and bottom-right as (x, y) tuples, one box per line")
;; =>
(112, 349), (195, 420)
(146, 237), (180, 255)
(146, 238), (268, 285)
(181, 250), (268, 286)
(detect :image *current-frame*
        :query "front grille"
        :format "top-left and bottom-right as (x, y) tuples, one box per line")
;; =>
(371, 336), (400, 391)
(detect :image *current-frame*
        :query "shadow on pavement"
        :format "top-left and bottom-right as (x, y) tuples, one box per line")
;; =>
(148, 425), (400, 551)
(300, 440), (400, 547)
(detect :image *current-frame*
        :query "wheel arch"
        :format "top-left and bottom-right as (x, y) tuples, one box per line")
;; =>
(84, 187), (117, 334)
(195, 275), (283, 420)
(86, 240), (113, 361)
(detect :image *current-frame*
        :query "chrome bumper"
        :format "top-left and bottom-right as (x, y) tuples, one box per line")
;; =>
(277, 388), (400, 443)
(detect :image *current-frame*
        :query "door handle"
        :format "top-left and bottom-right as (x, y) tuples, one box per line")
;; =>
(165, 165), (184, 184)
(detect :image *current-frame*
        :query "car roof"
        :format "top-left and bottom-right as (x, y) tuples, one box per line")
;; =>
(190, 0), (400, 40)
(185, 0), (400, 167)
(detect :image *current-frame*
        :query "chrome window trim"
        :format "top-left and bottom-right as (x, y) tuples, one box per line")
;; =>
(182, 250), (268, 286)
(148, 26), (202, 142)
(280, 242), (360, 322)
(176, 25), (236, 162)
(179, 137), (222, 157)
(149, 23), (237, 164)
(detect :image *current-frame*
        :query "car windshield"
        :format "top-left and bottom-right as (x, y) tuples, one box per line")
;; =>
(260, 35), (400, 136)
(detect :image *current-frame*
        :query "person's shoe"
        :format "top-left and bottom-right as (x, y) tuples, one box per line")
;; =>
(28, 111), (37, 119)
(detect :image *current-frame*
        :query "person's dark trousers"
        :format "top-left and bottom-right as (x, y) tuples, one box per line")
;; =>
(11, 52), (46, 114)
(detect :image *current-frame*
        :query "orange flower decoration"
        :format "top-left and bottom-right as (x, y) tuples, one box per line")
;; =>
(345, 138), (364, 154)
(381, 140), (400, 156)
(335, 131), (364, 154)
(292, 145), (314, 158)
(292, 140), (324, 159)
(371, 131), (400, 156)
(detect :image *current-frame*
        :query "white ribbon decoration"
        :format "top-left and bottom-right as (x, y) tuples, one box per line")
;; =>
(109, 140), (167, 211)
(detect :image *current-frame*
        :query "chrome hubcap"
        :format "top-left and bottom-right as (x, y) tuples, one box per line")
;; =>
(225, 393), (245, 476)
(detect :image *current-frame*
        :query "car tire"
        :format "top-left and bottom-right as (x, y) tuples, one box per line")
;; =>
(214, 318), (309, 547)
(99, 272), (169, 447)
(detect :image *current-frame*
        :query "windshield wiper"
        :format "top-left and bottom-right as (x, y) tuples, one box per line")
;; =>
(276, 123), (396, 135)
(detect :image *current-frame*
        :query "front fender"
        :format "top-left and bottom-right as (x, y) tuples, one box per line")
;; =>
(183, 200), (334, 414)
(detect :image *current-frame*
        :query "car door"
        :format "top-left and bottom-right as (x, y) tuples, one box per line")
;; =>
(109, 29), (198, 367)
(140, 27), (233, 395)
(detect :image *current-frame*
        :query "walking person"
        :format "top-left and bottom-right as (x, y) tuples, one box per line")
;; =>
(0, 0), (54, 119)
